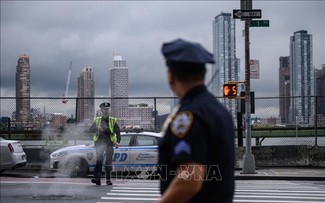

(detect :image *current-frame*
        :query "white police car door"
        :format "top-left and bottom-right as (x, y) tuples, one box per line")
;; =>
(112, 134), (132, 171)
(128, 134), (159, 173)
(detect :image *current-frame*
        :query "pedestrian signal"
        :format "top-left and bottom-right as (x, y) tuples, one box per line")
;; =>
(223, 84), (237, 97)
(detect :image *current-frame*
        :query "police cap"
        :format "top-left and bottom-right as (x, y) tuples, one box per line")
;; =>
(161, 38), (215, 64)
(99, 102), (110, 108)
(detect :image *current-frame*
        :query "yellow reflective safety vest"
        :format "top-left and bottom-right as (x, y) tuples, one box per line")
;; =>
(92, 116), (117, 143)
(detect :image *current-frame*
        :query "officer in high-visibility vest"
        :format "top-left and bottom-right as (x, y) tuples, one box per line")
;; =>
(89, 102), (121, 186)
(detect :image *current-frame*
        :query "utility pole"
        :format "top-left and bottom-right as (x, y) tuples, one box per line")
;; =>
(241, 0), (256, 174)
(232, 0), (267, 173)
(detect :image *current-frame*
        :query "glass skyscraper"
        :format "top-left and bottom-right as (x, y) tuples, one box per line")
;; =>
(289, 30), (314, 125)
(212, 12), (240, 123)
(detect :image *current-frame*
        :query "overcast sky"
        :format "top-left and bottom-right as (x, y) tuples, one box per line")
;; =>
(1, 1), (324, 100)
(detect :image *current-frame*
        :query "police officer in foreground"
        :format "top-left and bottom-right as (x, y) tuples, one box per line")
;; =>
(158, 39), (235, 203)
(89, 102), (121, 186)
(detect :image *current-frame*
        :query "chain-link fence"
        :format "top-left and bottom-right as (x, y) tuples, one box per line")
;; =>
(0, 96), (324, 146)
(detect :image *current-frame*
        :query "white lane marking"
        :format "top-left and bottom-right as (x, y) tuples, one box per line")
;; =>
(234, 200), (324, 203)
(106, 193), (160, 197)
(111, 190), (159, 193)
(112, 186), (158, 190)
(235, 192), (325, 197)
(101, 197), (160, 201)
(269, 169), (280, 175)
(236, 189), (325, 194)
(234, 194), (325, 200)
(236, 181), (303, 185)
(97, 202), (123, 203)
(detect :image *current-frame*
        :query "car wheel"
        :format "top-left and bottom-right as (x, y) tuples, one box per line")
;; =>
(65, 158), (89, 178)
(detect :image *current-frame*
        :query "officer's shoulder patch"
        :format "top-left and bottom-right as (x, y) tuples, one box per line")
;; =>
(171, 111), (193, 139)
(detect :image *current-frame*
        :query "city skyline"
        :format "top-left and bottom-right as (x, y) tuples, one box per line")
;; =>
(1, 1), (324, 101)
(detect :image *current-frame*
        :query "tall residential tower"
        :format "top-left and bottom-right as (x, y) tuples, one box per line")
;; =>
(289, 30), (314, 125)
(16, 55), (31, 123)
(110, 54), (129, 118)
(279, 56), (290, 124)
(77, 66), (95, 124)
(109, 54), (154, 129)
(315, 65), (325, 123)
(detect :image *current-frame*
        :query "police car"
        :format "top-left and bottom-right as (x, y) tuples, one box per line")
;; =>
(49, 130), (161, 178)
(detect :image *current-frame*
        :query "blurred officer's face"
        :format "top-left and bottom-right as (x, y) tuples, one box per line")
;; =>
(101, 107), (109, 117)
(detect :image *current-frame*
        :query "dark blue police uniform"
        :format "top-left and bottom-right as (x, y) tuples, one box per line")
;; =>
(159, 39), (235, 202)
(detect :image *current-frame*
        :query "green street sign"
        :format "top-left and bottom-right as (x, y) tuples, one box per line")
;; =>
(250, 20), (269, 27)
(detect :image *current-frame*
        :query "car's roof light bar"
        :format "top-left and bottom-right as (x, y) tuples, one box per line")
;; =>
(121, 125), (144, 133)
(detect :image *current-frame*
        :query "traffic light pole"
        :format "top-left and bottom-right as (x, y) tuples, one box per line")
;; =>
(241, 0), (256, 174)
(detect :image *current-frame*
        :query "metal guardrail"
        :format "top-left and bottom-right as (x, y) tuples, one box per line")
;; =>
(239, 127), (324, 146)
(235, 127), (325, 146)
(250, 127), (325, 137)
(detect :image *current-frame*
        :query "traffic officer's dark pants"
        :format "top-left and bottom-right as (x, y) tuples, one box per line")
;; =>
(93, 142), (114, 180)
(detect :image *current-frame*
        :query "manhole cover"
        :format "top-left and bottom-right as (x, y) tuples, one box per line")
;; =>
(30, 195), (76, 200)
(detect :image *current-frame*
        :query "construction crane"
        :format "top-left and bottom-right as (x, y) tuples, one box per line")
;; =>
(62, 61), (72, 104)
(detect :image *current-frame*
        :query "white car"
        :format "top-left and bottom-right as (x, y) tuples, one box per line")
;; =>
(0, 137), (27, 173)
(49, 131), (161, 177)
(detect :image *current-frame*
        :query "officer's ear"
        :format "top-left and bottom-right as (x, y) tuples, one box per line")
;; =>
(167, 68), (175, 86)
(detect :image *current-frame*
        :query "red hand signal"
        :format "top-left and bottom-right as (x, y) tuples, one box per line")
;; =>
(224, 86), (231, 96)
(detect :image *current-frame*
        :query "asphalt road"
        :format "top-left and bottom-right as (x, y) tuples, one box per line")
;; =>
(0, 176), (121, 203)
(1, 171), (325, 203)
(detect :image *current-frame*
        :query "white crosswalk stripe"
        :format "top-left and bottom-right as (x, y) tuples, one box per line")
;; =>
(97, 180), (161, 203)
(97, 180), (325, 203)
(235, 180), (325, 203)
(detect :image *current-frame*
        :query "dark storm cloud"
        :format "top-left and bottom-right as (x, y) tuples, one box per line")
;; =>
(1, 1), (324, 101)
